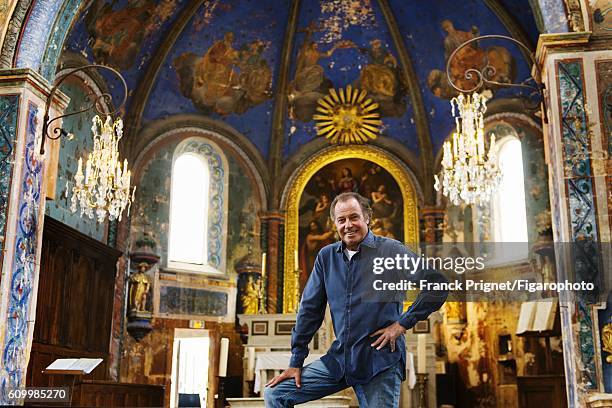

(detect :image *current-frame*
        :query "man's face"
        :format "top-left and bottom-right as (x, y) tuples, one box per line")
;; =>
(333, 198), (369, 250)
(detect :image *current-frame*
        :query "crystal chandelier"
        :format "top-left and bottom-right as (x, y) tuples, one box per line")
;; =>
(70, 115), (135, 223)
(434, 92), (501, 205)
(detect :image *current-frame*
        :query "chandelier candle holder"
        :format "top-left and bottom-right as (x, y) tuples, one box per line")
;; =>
(41, 64), (133, 222)
(434, 34), (545, 205)
(71, 115), (135, 223)
(434, 92), (501, 205)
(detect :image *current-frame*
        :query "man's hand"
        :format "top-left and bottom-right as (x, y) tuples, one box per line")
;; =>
(265, 367), (302, 388)
(369, 322), (407, 352)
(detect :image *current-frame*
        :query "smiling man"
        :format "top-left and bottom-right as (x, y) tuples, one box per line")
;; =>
(264, 192), (449, 407)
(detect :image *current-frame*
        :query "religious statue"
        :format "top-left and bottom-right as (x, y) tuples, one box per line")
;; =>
(129, 262), (151, 312)
(241, 276), (260, 315)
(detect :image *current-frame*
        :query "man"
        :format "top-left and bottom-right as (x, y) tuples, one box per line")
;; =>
(264, 192), (448, 407)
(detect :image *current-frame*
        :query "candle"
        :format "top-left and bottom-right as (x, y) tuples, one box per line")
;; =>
(219, 338), (229, 377)
(417, 334), (427, 374)
(77, 157), (83, 175)
(85, 159), (91, 184)
(261, 252), (266, 277)
(294, 250), (299, 271)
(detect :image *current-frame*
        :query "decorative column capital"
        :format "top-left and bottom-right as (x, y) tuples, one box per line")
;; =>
(535, 32), (591, 66)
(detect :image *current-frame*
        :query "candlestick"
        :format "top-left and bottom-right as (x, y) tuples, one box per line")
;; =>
(219, 338), (229, 377)
(261, 252), (266, 277)
(417, 334), (427, 374)
(416, 373), (428, 408)
(247, 346), (255, 379)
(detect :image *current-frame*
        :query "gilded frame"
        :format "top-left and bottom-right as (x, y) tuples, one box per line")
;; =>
(282, 145), (419, 312)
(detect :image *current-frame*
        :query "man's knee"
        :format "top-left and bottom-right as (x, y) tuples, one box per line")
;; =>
(263, 385), (287, 407)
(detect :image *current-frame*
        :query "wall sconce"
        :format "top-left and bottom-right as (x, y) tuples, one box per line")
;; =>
(41, 64), (135, 223)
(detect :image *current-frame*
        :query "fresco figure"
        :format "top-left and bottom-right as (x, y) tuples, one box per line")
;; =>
(288, 22), (355, 121)
(194, 32), (240, 106)
(331, 167), (360, 194)
(86, 0), (156, 70)
(427, 20), (515, 99)
(371, 184), (395, 218)
(174, 32), (273, 115)
(299, 220), (334, 289)
(356, 39), (406, 117)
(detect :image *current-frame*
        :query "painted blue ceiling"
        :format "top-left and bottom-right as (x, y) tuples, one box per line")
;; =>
(60, 0), (540, 161)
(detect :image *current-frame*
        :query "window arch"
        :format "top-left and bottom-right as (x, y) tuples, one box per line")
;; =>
(168, 153), (209, 266)
(167, 137), (228, 274)
(489, 124), (529, 263)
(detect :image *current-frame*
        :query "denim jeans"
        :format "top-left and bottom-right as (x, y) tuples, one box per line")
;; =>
(263, 359), (402, 408)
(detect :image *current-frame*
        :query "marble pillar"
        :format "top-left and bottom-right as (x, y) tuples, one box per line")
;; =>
(260, 212), (285, 314)
(0, 69), (68, 404)
(537, 34), (612, 406)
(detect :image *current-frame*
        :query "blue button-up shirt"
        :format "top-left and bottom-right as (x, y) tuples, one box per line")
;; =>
(289, 231), (449, 385)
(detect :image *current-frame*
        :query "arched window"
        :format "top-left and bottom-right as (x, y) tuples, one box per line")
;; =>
(168, 153), (210, 268)
(165, 136), (228, 274)
(490, 130), (529, 262)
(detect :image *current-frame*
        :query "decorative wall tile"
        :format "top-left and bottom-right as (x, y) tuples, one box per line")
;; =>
(557, 59), (599, 389)
(0, 102), (42, 403)
(0, 95), (19, 272)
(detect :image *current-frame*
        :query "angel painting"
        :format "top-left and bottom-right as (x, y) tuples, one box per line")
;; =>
(355, 39), (406, 117)
(427, 20), (515, 99)
(174, 32), (272, 115)
(288, 22), (355, 122)
(85, 0), (174, 70)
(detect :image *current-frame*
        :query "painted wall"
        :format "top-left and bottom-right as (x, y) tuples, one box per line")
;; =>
(142, 0), (291, 158)
(44, 80), (107, 242)
(282, 0), (418, 158)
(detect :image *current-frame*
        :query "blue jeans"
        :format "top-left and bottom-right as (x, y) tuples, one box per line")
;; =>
(263, 359), (402, 408)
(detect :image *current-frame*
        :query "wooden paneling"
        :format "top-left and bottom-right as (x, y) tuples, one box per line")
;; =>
(517, 375), (567, 408)
(27, 216), (122, 387)
(71, 381), (165, 407)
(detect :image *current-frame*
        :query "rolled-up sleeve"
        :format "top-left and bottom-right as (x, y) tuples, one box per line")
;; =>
(395, 243), (449, 330)
(289, 253), (327, 368)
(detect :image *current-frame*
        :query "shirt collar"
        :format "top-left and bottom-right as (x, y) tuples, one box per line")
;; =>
(335, 229), (378, 253)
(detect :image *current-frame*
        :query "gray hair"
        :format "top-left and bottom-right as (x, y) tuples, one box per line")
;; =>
(329, 192), (372, 223)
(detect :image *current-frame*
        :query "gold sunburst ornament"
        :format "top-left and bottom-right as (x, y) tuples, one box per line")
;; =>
(314, 86), (382, 144)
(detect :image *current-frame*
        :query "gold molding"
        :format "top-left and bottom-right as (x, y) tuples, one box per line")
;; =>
(282, 145), (419, 312)
(603, 323), (612, 364)
(535, 32), (592, 65)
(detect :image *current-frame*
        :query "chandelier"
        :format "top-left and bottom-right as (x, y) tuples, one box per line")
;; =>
(41, 64), (134, 223)
(434, 92), (501, 205)
(70, 115), (135, 223)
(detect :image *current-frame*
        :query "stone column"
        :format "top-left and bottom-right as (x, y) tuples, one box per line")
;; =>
(0, 69), (68, 404)
(537, 34), (612, 406)
(260, 212), (285, 314)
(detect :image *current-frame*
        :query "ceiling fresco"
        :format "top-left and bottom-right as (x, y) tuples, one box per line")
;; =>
(59, 0), (539, 160)
(388, 0), (536, 153)
(63, 0), (190, 110)
(143, 0), (290, 158)
(283, 0), (418, 158)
